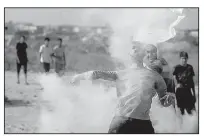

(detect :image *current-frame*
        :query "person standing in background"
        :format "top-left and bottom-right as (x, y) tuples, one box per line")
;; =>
(16, 35), (29, 85)
(39, 37), (53, 73)
(143, 44), (175, 94)
(52, 38), (66, 76)
(173, 51), (196, 115)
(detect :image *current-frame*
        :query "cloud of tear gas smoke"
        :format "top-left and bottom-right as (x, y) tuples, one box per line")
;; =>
(38, 74), (198, 133)
(150, 95), (198, 133)
(109, 8), (185, 66)
(38, 8), (197, 133)
(38, 74), (118, 133)
(81, 8), (185, 67)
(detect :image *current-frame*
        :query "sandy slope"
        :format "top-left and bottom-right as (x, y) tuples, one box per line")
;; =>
(5, 72), (42, 133)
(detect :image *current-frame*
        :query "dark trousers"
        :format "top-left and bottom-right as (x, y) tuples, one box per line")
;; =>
(176, 87), (195, 115)
(55, 62), (64, 73)
(108, 116), (155, 134)
(17, 62), (27, 74)
(164, 77), (175, 93)
(42, 62), (50, 73)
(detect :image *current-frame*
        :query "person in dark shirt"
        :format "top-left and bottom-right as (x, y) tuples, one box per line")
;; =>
(16, 36), (28, 85)
(173, 51), (196, 115)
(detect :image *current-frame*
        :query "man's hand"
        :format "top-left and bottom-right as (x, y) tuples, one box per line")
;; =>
(70, 74), (82, 85)
(160, 93), (176, 107)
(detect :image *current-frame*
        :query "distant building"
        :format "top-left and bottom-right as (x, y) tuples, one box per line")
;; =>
(189, 30), (198, 37)
(35, 26), (45, 34)
(73, 27), (80, 33)
(16, 23), (37, 33)
(96, 28), (102, 34)
(176, 29), (198, 37)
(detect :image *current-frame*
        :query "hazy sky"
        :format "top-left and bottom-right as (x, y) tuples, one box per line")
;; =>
(5, 8), (198, 29)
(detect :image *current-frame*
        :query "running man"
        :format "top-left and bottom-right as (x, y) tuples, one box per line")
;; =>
(173, 51), (196, 115)
(16, 36), (29, 84)
(71, 43), (175, 134)
(52, 38), (66, 75)
(39, 37), (53, 73)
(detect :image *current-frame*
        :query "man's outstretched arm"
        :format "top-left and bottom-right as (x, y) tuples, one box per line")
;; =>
(71, 70), (119, 84)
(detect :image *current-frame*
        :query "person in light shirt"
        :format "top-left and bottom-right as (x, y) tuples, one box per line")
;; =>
(143, 44), (175, 94)
(71, 42), (175, 134)
(52, 38), (66, 76)
(39, 37), (53, 73)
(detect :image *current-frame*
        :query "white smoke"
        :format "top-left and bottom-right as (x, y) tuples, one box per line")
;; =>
(78, 8), (186, 66)
(150, 95), (198, 133)
(38, 74), (117, 133)
(38, 8), (198, 133)
(38, 74), (198, 133)
(107, 8), (186, 63)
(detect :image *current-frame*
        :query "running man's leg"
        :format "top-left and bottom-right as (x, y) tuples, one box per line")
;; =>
(17, 63), (21, 84)
(23, 63), (28, 84)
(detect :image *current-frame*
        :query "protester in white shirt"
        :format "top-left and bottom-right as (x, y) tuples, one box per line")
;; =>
(71, 43), (175, 134)
(39, 37), (53, 73)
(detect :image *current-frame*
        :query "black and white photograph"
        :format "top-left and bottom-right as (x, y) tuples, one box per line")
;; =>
(4, 7), (199, 134)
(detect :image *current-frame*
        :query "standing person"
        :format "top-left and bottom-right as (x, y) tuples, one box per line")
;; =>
(16, 36), (29, 85)
(5, 26), (9, 102)
(143, 44), (175, 93)
(39, 37), (53, 73)
(71, 43), (175, 134)
(52, 38), (66, 76)
(173, 51), (196, 115)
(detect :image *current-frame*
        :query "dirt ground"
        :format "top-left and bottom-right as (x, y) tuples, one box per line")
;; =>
(5, 71), (43, 133)
(4, 71), (199, 133)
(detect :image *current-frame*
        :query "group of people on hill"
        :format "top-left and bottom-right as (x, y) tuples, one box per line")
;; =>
(12, 35), (196, 133)
(15, 36), (66, 85)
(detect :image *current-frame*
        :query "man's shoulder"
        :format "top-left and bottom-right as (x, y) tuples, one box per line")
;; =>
(174, 64), (181, 69)
(40, 44), (45, 48)
(187, 64), (193, 68)
(16, 42), (21, 46)
(158, 57), (168, 65)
